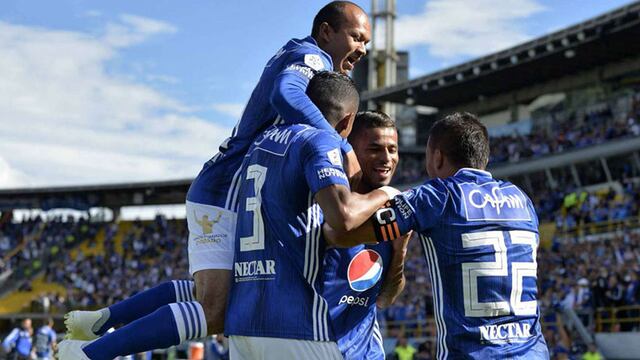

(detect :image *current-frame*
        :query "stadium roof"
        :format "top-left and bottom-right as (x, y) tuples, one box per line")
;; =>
(362, 1), (640, 108)
(0, 179), (191, 210)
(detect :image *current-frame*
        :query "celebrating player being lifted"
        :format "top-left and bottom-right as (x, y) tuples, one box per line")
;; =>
(325, 113), (549, 359)
(225, 72), (400, 359)
(58, 2), (371, 359)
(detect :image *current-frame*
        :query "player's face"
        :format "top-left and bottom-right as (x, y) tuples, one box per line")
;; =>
(352, 127), (399, 188)
(324, 6), (371, 74)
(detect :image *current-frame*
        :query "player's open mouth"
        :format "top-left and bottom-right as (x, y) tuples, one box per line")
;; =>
(375, 167), (391, 176)
(345, 55), (358, 70)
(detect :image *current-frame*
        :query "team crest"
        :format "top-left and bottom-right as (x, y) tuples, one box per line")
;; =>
(304, 54), (324, 71)
(347, 249), (384, 292)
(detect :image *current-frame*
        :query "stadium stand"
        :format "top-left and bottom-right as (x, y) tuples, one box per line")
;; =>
(0, 2), (639, 359)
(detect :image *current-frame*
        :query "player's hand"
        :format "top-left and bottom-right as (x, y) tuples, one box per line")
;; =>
(393, 231), (412, 257)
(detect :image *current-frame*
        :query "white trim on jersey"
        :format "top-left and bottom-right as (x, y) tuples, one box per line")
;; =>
(373, 318), (385, 354)
(420, 235), (449, 360)
(303, 193), (329, 341)
(224, 114), (287, 211)
(225, 166), (244, 210)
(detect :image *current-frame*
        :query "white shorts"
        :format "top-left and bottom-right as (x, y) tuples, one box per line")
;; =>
(186, 200), (236, 274)
(229, 336), (342, 360)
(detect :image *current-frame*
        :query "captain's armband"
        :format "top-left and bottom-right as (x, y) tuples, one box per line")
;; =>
(372, 201), (402, 242)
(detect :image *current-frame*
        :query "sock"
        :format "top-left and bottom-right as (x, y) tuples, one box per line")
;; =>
(83, 301), (207, 360)
(97, 280), (195, 334)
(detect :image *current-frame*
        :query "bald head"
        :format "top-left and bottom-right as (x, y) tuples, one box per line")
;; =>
(312, 1), (370, 74)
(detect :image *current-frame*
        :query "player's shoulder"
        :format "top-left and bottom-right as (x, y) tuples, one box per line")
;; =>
(298, 126), (342, 145)
(285, 36), (332, 70)
(413, 177), (451, 197)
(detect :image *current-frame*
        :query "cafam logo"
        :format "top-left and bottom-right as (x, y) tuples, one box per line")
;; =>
(467, 186), (526, 215)
(459, 182), (531, 221)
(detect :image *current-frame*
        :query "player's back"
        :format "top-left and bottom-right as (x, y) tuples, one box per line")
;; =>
(187, 36), (332, 208)
(34, 325), (55, 358)
(394, 168), (548, 359)
(226, 123), (348, 342)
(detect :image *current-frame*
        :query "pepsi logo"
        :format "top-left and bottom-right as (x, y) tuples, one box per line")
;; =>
(347, 249), (384, 292)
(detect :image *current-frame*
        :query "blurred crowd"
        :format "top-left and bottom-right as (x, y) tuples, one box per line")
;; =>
(490, 91), (640, 165)
(44, 216), (189, 310)
(0, 215), (102, 295)
(489, 106), (638, 165)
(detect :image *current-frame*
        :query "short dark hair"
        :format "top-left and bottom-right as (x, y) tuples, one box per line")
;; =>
(349, 110), (396, 142)
(306, 71), (359, 125)
(428, 112), (489, 169)
(311, 1), (364, 38)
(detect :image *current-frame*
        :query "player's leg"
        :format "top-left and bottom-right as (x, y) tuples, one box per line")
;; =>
(193, 269), (230, 334)
(58, 202), (235, 359)
(59, 301), (208, 360)
(65, 280), (195, 340)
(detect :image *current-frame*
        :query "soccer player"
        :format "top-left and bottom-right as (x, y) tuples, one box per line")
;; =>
(2, 318), (33, 360)
(325, 113), (550, 359)
(34, 318), (56, 360)
(323, 110), (410, 359)
(225, 72), (399, 359)
(59, 2), (370, 359)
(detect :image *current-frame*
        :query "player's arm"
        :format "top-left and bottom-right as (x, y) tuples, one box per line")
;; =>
(2, 328), (18, 352)
(270, 55), (335, 132)
(271, 53), (361, 179)
(322, 203), (405, 247)
(51, 331), (57, 351)
(315, 184), (395, 234)
(377, 231), (412, 308)
(324, 181), (449, 247)
(303, 132), (396, 243)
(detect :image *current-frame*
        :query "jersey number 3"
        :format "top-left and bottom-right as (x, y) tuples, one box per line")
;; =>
(240, 164), (267, 252)
(461, 230), (538, 317)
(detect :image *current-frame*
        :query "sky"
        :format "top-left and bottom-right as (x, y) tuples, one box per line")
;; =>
(0, 0), (635, 190)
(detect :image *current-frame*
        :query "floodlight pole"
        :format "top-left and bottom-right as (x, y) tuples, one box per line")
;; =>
(369, 0), (397, 117)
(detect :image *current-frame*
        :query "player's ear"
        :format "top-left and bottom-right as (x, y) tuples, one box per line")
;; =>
(336, 112), (355, 138)
(318, 22), (333, 43)
(434, 148), (445, 172)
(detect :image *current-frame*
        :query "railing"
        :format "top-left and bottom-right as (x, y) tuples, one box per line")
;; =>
(382, 319), (436, 339)
(554, 215), (640, 241)
(595, 304), (640, 332)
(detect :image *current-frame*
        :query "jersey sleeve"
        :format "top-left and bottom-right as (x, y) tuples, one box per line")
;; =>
(391, 179), (449, 234)
(301, 132), (350, 195)
(270, 50), (336, 133)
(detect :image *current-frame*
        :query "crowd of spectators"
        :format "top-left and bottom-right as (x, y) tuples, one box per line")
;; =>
(530, 177), (640, 225)
(44, 216), (189, 310)
(489, 106), (638, 165)
(490, 91), (640, 165)
(0, 214), (103, 295)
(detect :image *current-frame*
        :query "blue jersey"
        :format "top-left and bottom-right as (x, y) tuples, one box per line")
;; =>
(388, 168), (548, 359)
(323, 242), (392, 359)
(2, 327), (32, 356)
(35, 325), (56, 358)
(187, 36), (340, 209)
(225, 124), (350, 341)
